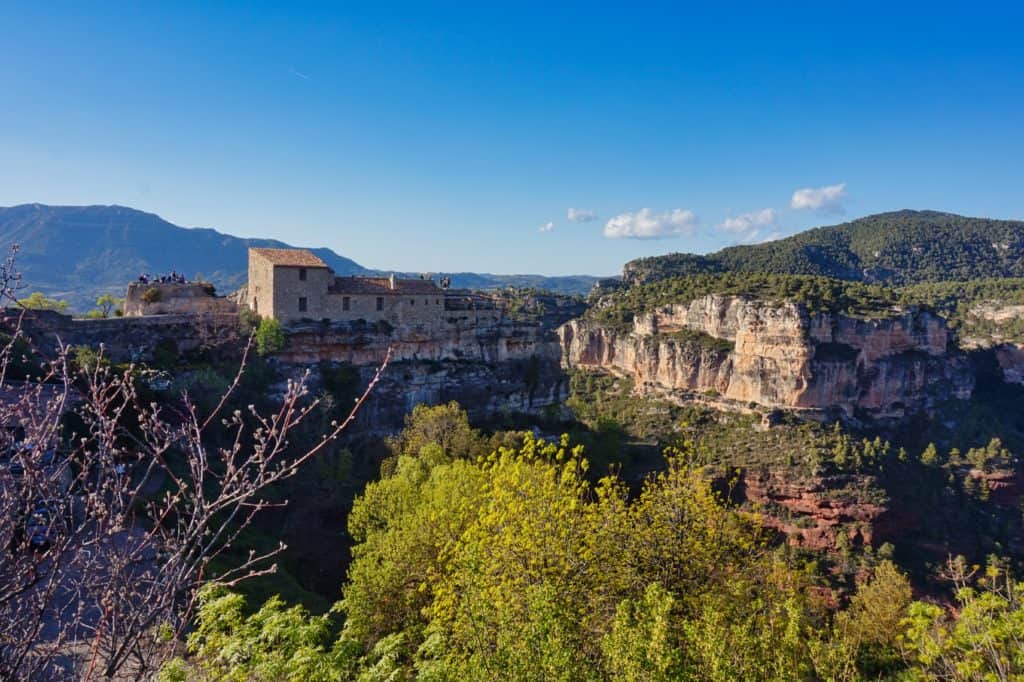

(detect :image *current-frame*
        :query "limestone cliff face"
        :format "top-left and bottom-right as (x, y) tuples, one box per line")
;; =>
(994, 343), (1024, 385)
(559, 295), (974, 422)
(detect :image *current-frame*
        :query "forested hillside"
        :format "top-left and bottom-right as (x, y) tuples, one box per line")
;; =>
(586, 269), (1024, 346)
(624, 210), (1024, 286)
(161, 403), (1024, 681)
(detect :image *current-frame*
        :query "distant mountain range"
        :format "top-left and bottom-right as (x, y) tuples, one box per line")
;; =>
(623, 210), (1024, 286)
(0, 204), (599, 311)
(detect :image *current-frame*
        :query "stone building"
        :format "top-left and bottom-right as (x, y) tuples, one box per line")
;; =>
(247, 248), (447, 325)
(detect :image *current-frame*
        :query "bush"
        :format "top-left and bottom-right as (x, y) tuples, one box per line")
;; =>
(152, 339), (179, 367)
(0, 333), (42, 379)
(141, 287), (162, 304)
(254, 318), (286, 356)
(73, 345), (109, 372)
(96, 293), (123, 317)
(238, 308), (261, 334)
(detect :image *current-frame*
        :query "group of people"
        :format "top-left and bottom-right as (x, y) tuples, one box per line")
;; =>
(138, 271), (187, 284)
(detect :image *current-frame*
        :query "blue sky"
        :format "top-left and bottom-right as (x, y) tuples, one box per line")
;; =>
(2, 2), (1023, 276)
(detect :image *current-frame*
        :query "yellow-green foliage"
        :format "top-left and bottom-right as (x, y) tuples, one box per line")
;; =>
(254, 318), (286, 356)
(169, 403), (1024, 681)
(341, 432), (811, 679)
(162, 585), (356, 682)
(18, 290), (69, 312)
(899, 560), (1024, 680)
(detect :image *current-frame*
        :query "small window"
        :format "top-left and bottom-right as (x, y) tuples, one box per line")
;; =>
(410, 299), (415, 306)
(298, 297), (308, 313)
(342, 296), (351, 311)
(376, 297), (384, 311)
(436, 299), (440, 305)
(298, 268), (307, 281)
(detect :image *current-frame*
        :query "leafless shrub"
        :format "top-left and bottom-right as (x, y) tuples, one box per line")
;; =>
(0, 246), (389, 679)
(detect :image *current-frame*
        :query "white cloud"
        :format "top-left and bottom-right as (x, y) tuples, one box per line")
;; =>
(538, 221), (555, 233)
(603, 208), (698, 239)
(791, 182), (847, 212)
(718, 208), (777, 233)
(567, 208), (597, 223)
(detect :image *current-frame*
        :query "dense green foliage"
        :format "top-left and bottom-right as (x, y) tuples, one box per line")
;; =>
(589, 269), (1024, 344)
(900, 278), (1024, 342)
(81, 293), (125, 319)
(17, 290), (69, 312)
(625, 210), (1024, 287)
(163, 403), (1024, 680)
(254, 318), (286, 355)
(588, 273), (902, 332)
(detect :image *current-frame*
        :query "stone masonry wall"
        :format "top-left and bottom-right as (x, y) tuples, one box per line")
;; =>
(2, 308), (241, 363)
(124, 282), (238, 317)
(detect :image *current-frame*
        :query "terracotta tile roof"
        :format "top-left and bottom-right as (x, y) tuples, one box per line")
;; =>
(250, 248), (328, 268)
(330, 276), (442, 295)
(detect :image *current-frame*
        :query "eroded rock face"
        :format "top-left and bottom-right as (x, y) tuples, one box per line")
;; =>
(280, 312), (568, 431)
(739, 469), (886, 552)
(559, 295), (974, 423)
(994, 343), (1024, 385)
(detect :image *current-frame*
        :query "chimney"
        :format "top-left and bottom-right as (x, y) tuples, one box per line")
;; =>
(389, 273), (396, 290)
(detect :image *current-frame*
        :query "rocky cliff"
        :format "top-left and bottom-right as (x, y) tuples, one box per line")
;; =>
(280, 309), (567, 430)
(559, 295), (974, 423)
(4, 304), (568, 433)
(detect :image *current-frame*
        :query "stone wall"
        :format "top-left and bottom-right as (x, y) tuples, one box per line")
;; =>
(124, 282), (238, 317)
(2, 308), (241, 362)
(247, 253), (276, 318)
(267, 265), (333, 323)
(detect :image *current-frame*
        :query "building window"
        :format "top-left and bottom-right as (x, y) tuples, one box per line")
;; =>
(376, 297), (384, 311)
(298, 297), (307, 313)
(342, 296), (351, 311)
(436, 299), (440, 305)
(299, 268), (307, 281)
(410, 299), (415, 306)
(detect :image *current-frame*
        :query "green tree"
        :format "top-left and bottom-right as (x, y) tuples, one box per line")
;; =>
(900, 559), (1024, 680)
(386, 401), (487, 463)
(254, 318), (286, 355)
(920, 442), (940, 466)
(827, 560), (913, 677)
(96, 293), (124, 318)
(601, 583), (682, 681)
(162, 585), (358, 682)
(18, 291), (69, 313)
